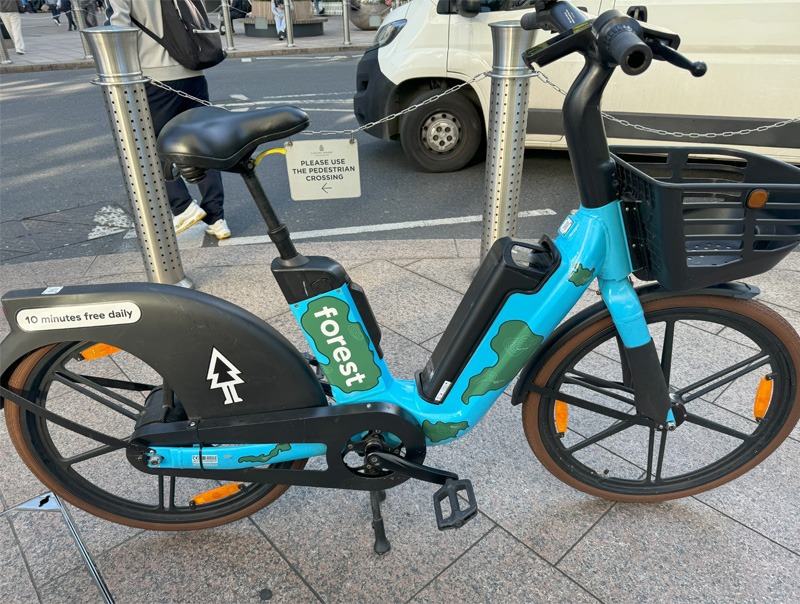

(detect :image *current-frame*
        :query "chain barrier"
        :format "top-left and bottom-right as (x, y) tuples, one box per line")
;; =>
(531, 70), (800, 139)
(149, 70), (799, 141)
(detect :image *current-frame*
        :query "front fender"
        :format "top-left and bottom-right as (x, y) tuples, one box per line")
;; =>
(509, 282), (760, 406)
(1, 283), (327, 417)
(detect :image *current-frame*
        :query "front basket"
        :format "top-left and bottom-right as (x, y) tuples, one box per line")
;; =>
(613, 146), (800, 291)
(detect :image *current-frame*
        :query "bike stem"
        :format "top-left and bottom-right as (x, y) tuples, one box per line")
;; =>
(563, 59), (617, 209)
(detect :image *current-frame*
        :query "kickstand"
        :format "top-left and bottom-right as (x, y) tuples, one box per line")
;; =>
(369, 490), (390, 555)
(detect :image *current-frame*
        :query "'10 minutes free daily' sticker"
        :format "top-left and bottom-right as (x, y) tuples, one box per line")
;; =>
(16, 302), (141, 332)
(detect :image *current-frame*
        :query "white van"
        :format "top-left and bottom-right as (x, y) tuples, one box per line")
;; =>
(353, 0), (800, 172)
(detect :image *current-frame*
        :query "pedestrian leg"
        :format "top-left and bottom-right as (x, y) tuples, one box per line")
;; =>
(0, 12), (26, 54)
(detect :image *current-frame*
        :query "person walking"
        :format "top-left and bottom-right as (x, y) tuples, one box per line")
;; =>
(58, 0), (77, 30)
(106, 0), (231, 239)
(0, 0), (26, 54)
(80, 0), (95, 26)
(45, 0), (60, 24)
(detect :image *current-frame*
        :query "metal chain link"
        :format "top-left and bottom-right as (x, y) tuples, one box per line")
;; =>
(532, 70), (800, 139)
(150, 70), (798, 140)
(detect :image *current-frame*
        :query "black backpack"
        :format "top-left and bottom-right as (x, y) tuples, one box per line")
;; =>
(132, 0), (226, 72)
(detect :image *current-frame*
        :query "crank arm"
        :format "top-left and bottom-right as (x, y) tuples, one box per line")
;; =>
(367, 451), (458, 485)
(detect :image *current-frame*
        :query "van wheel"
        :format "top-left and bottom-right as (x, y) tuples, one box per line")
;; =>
(399, 89), (482, 173)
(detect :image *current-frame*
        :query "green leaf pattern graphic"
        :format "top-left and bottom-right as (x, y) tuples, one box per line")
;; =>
(461, 321), (543, 404)
(238, 443), (292, 464)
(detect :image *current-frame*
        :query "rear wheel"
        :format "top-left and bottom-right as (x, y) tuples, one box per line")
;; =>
(522, 295), (800, 502)
(5, 342), (306, 530)
(399, 88), (483, 173)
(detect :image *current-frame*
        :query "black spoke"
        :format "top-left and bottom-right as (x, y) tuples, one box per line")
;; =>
(531, 384), (642, 424)
(645, 427), (655, 483)
(62, 443), (122, 466)
(683, 412), (752, 441)
(158, 475), (177, 511)
(53, 371), (142, 420)
(565, 419), (637, 453)
(567, 370), (636, 397)
(676, 352), (770, 403)
(654, 429), (667, 482)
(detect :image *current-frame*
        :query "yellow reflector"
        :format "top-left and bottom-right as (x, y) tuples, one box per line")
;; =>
(190, 483), (244, 506)
(753, 376), (773, 421)
(746, 189), (769, 209)
(80, 343), (122, 360)
(555, 400), (568, 436)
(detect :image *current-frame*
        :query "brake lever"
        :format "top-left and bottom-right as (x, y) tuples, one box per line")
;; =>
(648, 38), (707, 77)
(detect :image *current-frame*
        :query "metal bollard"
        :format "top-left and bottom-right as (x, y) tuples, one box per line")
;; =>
(72, 5), (94, 60)
(84, 26), (192, 288)
(0, 36), (11, 64)
(220, 0), (236, 51)
(480, 21), (536, 259)
(341, 0), (351, 45)
(285, 0), (296, 47)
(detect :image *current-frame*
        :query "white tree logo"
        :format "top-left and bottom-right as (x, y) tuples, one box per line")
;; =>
(206, 348), (244, 405)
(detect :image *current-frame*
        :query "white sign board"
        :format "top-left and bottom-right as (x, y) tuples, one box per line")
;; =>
(285, 139), (361, 201)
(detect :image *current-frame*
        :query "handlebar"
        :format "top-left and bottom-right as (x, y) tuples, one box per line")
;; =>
(521, 1), (705, 79)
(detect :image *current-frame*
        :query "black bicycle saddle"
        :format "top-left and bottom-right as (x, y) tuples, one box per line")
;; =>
(157, 105), (309, 172)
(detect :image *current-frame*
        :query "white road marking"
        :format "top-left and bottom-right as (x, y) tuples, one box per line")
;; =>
(88, 205), (134, 240)
(230, 94), (250, 101)
(218, 209), (556, 247)
(241, 58), (252, 62)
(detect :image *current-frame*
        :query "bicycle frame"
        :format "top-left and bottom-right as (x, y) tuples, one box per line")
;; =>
(152, 197), (661, 471)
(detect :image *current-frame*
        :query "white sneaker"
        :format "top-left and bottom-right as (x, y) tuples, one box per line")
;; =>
(205, 219), (231, 240)
(173, 200), (206, 234)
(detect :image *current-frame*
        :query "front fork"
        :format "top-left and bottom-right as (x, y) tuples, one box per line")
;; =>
(598, 277), (675, 427)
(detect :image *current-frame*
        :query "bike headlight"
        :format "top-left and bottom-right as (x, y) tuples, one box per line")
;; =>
(373, 19), (407, 49)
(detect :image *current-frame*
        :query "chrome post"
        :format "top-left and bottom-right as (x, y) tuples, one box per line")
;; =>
(285, 0), (296, 47)
(84, 26), (192, 288)
(341, 0), (351, 45)
(480, 21), (537, 259)
(220, 0), (236, 50)
(72, 3), (94, 60)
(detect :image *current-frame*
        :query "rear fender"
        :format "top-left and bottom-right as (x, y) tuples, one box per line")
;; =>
(0, 283), (327, 416)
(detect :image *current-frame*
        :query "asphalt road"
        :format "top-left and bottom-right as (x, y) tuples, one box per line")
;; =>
(0, 53), (579, 263)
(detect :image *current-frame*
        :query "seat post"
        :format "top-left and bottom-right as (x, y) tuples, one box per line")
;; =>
(240, 168), (302, 262)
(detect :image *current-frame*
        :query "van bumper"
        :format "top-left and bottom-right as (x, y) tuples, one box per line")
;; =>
(353, 48), (398, 140)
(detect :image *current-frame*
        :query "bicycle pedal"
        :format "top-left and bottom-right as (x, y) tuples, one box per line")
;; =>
(433, 478), (478, 530)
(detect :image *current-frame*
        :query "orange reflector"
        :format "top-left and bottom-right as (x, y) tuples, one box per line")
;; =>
(746, 189), (769, 209)
(80, 343), (122, 360)
(753, 376), (773, 421)
(190, 483), (244, 506)
(555, 400), (569, 436)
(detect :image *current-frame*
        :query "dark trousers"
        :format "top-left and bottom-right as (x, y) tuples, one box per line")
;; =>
(145, 76), (225, 223)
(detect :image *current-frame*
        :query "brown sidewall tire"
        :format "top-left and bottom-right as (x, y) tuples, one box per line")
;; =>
(4, 345), (305, 531)
(521, 295), (800, 503)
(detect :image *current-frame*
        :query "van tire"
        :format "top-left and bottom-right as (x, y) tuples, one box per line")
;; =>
(399, 89), (482, 173)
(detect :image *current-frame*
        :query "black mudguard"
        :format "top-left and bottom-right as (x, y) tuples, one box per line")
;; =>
(509, 282), (760, 406)
(0, 282), (327, 417)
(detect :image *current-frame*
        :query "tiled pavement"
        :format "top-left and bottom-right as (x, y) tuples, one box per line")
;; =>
(1, 239), (799, 603)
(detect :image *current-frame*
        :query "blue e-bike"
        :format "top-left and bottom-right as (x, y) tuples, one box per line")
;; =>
(2, 1), (800, 552)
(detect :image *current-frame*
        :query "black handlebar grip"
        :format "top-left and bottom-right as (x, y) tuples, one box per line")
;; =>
(520, 12), (539, 31)
(606, 25), (653, 75)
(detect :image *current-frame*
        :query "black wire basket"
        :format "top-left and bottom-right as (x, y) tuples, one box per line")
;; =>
(613, 146), (800, 291)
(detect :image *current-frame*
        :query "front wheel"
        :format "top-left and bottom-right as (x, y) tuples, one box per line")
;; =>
(4, 342), (306, 530)
(523, 295), (800, 502)
(399, 88), (483, 173)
